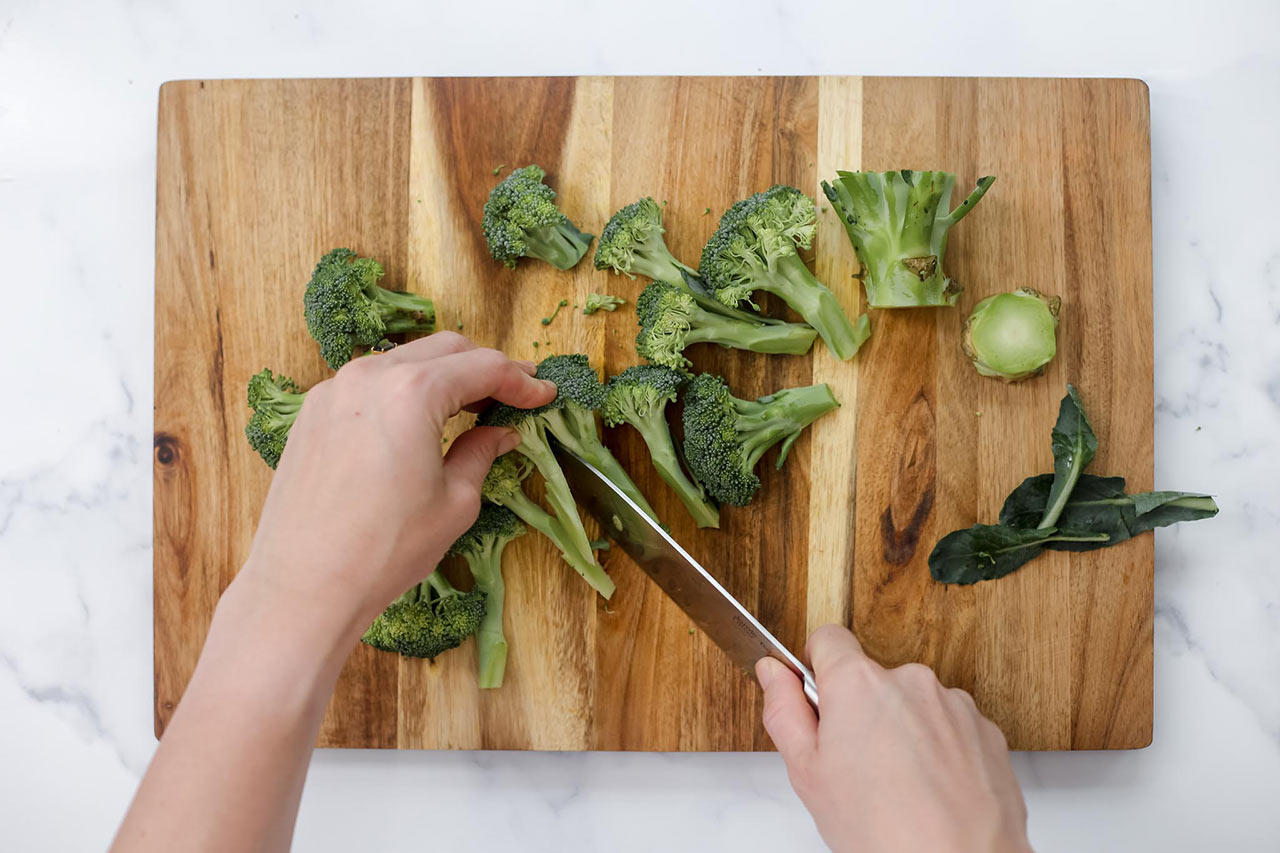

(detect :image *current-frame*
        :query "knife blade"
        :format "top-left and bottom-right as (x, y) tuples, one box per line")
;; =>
(552, 443), (819, 709)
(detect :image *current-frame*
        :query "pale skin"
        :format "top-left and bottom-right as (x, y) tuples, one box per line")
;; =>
(113, 332), (1031, 853)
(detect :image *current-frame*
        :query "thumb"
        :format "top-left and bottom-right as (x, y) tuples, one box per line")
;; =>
(442, 426), (521, 493)
(756, 657), (817, 765)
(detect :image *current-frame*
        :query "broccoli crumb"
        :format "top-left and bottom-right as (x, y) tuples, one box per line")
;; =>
(975, 411), (983, 417)
(541, 299), (569, 326)
(583, 293), (625, 315)
(456, 321), (464, 330)
(532, 341), (540, 349)
(492, 163), (505, 175)
(703, 207), (711, 215)
(611, 514), (623, 531)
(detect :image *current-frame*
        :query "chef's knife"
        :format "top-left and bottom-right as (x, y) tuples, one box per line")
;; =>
(553, 444), (819, 709)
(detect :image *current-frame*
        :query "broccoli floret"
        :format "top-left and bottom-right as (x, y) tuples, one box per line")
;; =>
(603, 366), (719, 528)
(583, 293), (626, 314)
(447, 504), (527, 689)
(361, 572), (486, 659)
(699, 186), (871, 360)
(303, 248), (436, 369)
(244, 368), (307, 469)
(820, 170), (995, 308)
(594, 197), (789, 327)
(482, 165), (594, 270)
(635, 281), (818, 369)
(682, 373), (839, 506)
(479, 454), (614, 598)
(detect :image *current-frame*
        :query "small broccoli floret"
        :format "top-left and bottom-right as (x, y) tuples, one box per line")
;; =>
(361, 572), (486, 659)
(820, 170), (995, 308)
(447, 504), (527, 689)
(482, 165), (594, 270)
(604, 366), (719, 528)
(699, 186), (871, 360)
(635, 281), (818, 369)
(303, 248), (436, 369)
(682, 373), (839, 506)
(583, 293), (626, 314)
(244, 368), (307, 468)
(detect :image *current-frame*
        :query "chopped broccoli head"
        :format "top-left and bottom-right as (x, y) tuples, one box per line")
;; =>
(604, 366), (720, 528)
(447, 503), (526, 689)
(820, 170), (995, 308)
(583, 293), (626, 314)
(482, 165), (594, 270)
(361, 573), (486, 659)
(962, 288), (1061, 382)
(244, 368), (306, 469)
(594, 197), (698, 285)
(699, 186), (870, 360)
(303, 248), (436, 369)
(682, 373), (839, 506)
(634, 281), (818, 369)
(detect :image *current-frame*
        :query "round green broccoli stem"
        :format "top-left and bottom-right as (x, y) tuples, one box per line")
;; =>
(682, 310), (819, 355)
(733, 382), (840, 470)
(495, 481), (615, 599)
(458, 546), (508, 689)
(754, 253), (869, 360)
(522, 220), (594, 271)
(629, 408), (720, 529)
(540, 406), (660, 522)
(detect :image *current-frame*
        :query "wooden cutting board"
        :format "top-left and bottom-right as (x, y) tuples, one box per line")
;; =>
(154, 76), (1153, 750)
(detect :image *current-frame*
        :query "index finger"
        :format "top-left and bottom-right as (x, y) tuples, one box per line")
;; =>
(409, 348), (556, 418)
(806, 624), (877, 682)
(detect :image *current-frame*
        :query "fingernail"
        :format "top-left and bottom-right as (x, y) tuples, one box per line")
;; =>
(498, 428), (522, 454)
(540, 378), (559, 394)
(755, 657), (783, 688)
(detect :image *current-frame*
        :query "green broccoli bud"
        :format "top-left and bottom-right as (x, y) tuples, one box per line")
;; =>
(583, 293), (626, 314)
(361, 572), (486, 659)
(962, 288), (1061, 382)
(482, 165), (594, 270)
(243, 368), (306, 469)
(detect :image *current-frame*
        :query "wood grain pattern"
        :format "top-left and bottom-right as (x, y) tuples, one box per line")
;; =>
(155, 76), (1153, 750)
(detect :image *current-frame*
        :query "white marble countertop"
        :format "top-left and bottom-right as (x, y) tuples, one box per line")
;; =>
(2, 0), (1278, 849)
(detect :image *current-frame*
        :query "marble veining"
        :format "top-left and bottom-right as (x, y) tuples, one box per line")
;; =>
(2, 0), (1278, 850)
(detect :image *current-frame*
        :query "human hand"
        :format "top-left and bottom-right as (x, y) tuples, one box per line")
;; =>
(240, 332), (557, 628)
(756, 626), (1031, 853)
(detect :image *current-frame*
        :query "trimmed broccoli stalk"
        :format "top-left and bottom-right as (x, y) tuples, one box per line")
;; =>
(595, 197), (788, 327)
(962, 288), (1060, 382)
(583, 293), (626, 314)
(244, 368), (307, 469)
(303, 248), (435, 369)
(361, 572), (487, 659)
(603, 366), (720, 529)
(682, 373), (839, 507)
(447, 504), (527, 689)
(699, 186), (871, 360)
(482, 165), (594, 270)
(635, 281), (817, 369)
(480, 454), (614, 599)
(821, 170), (995, 308)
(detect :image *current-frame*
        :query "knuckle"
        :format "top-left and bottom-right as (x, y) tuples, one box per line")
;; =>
(431, 330), (469, 351)
(895, 662), (938, 688)
(471, 347), (510, 373)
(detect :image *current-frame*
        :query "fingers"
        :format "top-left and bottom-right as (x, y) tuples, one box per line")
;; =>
(806, 624), (875, 683)
(374, 330), (477, 365)
(442, 426), (523, 494)
(462, 359), (538, 414)
(410, 349), (557, 418)
(756, 657), (817, 765)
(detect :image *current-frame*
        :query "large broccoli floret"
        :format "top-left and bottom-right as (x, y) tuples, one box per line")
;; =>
(482, 165), (594, 270)
(820, 170), (995, 308)
(303, 248), (436, 369)
(699, 186), (871, 360)
(447, 503), (526, 689)
(480, 454), (614, 599)
(635, 281), (817, 369)
(361, 572), (486, 659)
(682, 373), (839, 507)
(595, 197), (787, 327)
(244, 368), (307, 469)
(603, 366), (719, 529)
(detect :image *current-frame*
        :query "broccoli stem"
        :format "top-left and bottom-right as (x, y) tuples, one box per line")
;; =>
(759, 254), (868, 360)
(629, 248), (787, 327)
(523, 221), (593, 271)
(540, 407), (660, 522)
(629, 409), (720, 529)
(424, 571), (456, 598)
(734, 383), (839, 470)
(496, 483), (615, 598)
(683, 309), (818, 355)
(461, 544), (507, 689)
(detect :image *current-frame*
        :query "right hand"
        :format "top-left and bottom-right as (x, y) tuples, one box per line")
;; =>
(755, 626), (1031, 853)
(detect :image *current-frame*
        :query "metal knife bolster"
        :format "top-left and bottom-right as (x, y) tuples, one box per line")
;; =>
(552, 444), (819, 709)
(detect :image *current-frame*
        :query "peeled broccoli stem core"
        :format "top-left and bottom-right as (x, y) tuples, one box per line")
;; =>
(682, 306), (818, 355)
(624, 406), (720, 529)
(734, 383), (840, 470)
(750, 254), (868, 360)
(539, 405), (660, 522)
(457, 544), (508, 689)
(522, 221), (594, 271)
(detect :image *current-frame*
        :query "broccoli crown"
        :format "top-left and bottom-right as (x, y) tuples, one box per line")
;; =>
(244, 368), (306, 469)
(447, 503), (527, 558)
(583, 292), (626, 314)
(362, 578), (487, 659)
(634, 280), (698, 367)
(602, 364), (686, 427)
(479, 353), (604, 430)
(481, 165), (593, 270)
(698, 185), (817, 306)
(303, 248), (434, 369)
(593, 197), (666, 274)
(480, 453), (534, 505)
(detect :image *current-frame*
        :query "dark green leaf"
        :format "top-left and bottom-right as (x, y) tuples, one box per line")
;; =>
(1038, 384), (1098, 528)
(1130, 492), (1219, 534)
(928, 524), (1110, 585)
